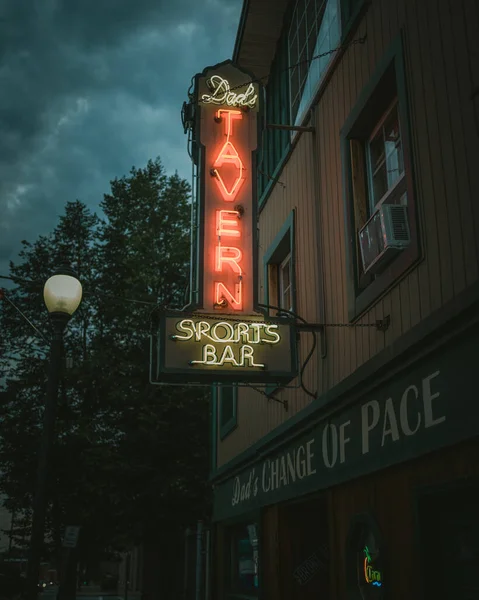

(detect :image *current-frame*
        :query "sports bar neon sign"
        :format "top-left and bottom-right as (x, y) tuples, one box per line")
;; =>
(172, 318), (281, 368)
(151, 62), (297, 385)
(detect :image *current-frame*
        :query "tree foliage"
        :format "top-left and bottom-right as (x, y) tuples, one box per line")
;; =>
(0, 159), (210, 575)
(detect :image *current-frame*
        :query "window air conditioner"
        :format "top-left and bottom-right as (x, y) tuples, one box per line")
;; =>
(358, 204), (410, 275)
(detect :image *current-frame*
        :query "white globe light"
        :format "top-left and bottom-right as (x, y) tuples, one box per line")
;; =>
(43, 274), (83, 316)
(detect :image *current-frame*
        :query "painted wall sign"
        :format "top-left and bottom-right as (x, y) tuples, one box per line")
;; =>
(212, 325), (479, 520)
(152, 61), (298, 385)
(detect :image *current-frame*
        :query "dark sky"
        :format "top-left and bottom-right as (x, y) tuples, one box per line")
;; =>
(0, 0), (242, 280)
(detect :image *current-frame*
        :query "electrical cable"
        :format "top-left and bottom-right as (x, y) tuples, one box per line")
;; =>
(258, 303), (317, 399)
(0, 290), (50, 345)
(216, 34), (367, 95)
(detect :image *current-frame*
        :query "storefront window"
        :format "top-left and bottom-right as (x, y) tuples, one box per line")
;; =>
(418, 483), (479, 599)
(347, 515), (385, 600)
(228, 523), (259, 596)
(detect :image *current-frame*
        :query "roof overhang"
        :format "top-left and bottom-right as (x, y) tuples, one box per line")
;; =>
(233, 0), (290, 82)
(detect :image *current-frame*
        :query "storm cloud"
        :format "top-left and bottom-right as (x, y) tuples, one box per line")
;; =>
(0, 0), (242, 280)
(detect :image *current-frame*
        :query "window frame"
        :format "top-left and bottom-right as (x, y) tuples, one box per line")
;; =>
(415, 479), (479, 600)
(287, 0), (341, 127)
(279, 252), (293, 312)
(340, 34), (420, 321)
(258, 25), (291, 206)
(263, 211), (296, 316)
(224, 520), (261, 599)
(262, 211), (296, 397)
(365, 98), (406, 212)
(345, 513), (386, 600)
(217, 383), (238, 440)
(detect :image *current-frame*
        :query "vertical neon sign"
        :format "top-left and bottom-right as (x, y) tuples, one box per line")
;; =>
(197, 63), (259, 315)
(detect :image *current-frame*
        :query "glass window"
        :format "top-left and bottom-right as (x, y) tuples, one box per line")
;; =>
(347, 516), (385, 600)
(356, 530), (384, 599)
(288, 0), (340, 125)
(228, 523), (259, 595)
(418, 484), (479, 600)
(367, 101), (405, 210)
(279, 253), (293, 312)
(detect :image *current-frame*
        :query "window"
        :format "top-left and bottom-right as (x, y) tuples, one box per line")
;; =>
(258, 29), (290, 203)
(366, 99), (405, 212)
(218, 384), (237, 440)
(418, 483), (479, 600)
(346, 514), (385, 600)
(263, 211), (295, 316)
(227, 523), (259, 596)
(288, 0), (340, 125)
(341, 36), (419, 319)
(279, 253), (293, 312)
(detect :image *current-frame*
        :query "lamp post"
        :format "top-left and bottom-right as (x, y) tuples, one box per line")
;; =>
(25, 265), (82, 600)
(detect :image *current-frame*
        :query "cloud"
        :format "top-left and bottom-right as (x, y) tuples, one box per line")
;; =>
(0, 0), (242, 282)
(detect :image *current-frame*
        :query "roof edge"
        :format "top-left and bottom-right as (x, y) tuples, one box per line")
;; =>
(232, 0), (250, 63)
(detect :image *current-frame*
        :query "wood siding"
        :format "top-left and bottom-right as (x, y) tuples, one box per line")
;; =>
(217, 0), (479, 468)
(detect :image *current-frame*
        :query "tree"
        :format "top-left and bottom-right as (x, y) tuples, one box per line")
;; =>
(0, 158), (211, 599)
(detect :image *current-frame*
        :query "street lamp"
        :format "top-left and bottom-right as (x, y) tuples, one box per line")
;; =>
(25, 265), (82, 600)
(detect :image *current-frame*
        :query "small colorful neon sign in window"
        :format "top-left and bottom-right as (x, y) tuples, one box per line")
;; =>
(362, 546), (383, 588)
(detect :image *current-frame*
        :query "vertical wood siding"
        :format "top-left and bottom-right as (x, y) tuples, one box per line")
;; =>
(217, 0), (479, 468)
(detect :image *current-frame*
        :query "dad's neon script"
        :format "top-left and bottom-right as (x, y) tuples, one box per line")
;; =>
(201, 75), (258, 109)
(171, 319), (281, 368)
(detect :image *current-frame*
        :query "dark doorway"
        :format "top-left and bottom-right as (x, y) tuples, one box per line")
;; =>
(417, 482), (479, 600)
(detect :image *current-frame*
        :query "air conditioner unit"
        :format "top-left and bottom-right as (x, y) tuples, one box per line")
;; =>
(359, 204), (410, 275)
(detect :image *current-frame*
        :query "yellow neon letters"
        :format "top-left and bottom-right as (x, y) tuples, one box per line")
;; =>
(191, 344), (265, 368)
(173, 319), (281, 345)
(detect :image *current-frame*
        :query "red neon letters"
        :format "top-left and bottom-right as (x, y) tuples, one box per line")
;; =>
(213, 109), (245, 311)
(212, 109), (245, 201)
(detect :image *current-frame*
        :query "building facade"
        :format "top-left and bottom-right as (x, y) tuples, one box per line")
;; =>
(201, 0), (479, 599)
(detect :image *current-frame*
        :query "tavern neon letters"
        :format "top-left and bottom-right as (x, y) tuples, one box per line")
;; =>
(211, 108), (246, 310)
(212, 109), (245, 201)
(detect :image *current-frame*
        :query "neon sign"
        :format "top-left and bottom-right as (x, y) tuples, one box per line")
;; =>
(171, 319), (281, 369)
(201, 75), (258, 108)
(151, 62), (298, 385)
(211, 109), (245, 200)
(209, 107), (248, 311)
(172, 319), (281, 345)
(363, 546), (382, 588)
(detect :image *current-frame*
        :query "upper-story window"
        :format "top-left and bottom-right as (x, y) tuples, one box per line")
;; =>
(279, 253), (293, 312)
(288, 0), (340, 125)
(340, 38), (419, 319)
(367, 99), (405, 212)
